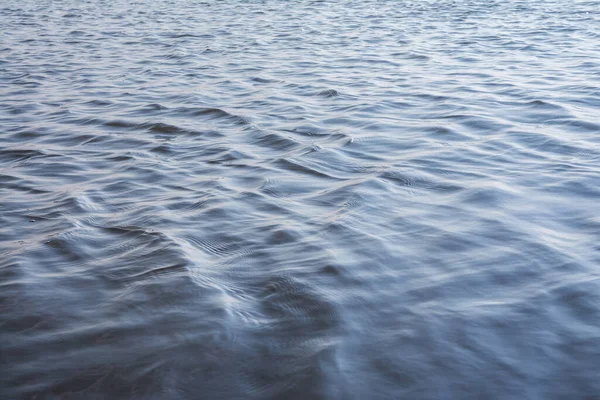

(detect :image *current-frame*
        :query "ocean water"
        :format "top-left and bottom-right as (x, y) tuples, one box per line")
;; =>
(1, 0), (600, 398)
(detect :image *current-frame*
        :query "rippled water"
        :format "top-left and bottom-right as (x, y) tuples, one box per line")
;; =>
(2, 0), (600, 398)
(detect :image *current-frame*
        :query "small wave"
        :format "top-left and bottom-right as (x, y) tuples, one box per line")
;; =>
(317, 89), (341, 98)
(274, 158), (335, 179)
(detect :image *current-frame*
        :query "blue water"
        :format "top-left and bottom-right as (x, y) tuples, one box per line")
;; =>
(1, 0), (600, 398)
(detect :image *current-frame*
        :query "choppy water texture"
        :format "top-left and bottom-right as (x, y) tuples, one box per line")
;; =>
(2, 0), (600, 398)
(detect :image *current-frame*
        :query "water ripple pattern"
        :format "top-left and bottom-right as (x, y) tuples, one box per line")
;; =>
(1, 0), (600, 399)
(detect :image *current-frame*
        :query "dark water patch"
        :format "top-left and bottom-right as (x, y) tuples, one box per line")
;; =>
(274, 158), (337, 180)
(145, 122), (185, 134)
(252, 132), (300, 152)
(252, 76), (278, 84)
(132, 102), (168, 113)
(173, 106), (251, 124)
(84, 99), (114, 107)
(0, 148), (50, 163)
(317, 89), (341, 98)
(102, 119), (139, 129)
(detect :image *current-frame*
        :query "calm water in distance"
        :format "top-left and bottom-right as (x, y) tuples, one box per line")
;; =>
(2, 0), (600, 398)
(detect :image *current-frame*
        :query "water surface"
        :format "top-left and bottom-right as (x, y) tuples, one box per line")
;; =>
(2, 0), (600, 398)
